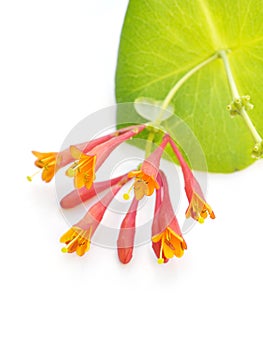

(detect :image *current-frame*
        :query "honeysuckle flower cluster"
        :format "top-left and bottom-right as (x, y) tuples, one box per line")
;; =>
(29, 123), (215, 264)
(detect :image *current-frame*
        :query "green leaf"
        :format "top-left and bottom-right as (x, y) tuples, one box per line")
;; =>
(115, 0), (263, 172)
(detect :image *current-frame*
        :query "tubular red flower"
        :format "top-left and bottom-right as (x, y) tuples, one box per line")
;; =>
(117, 198), (139, 264)
(60, 175), (130, 256)
(60, 173), (129, 209)
(152, 171), (187, 264)
(66, 124), (146, 189)
(30, 124), (145, 183)
(169, 137), (215, 223)
(59, 124), (146, 168)
(128, 134), (169, 200)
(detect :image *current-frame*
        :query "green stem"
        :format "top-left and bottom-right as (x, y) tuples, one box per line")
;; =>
(144, 131), (155, 158)
(218, 49), (262, 145)
(155, 53), (218, 124)
(218, 50), (239, 99)
(241, 109), (262, 144)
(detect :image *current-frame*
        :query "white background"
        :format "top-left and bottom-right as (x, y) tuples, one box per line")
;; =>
(1, 1), (263, 349)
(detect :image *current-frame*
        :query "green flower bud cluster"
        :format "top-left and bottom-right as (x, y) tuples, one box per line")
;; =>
(226, 95), (254, 117)
(252, 141), (263, 159)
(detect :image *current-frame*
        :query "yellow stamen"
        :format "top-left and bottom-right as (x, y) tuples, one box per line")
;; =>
(166, 228), (184, 243)
(66, 167), (76, 177)
(123, 183), (134, 200)
(198, 217), (204, 224)
(63, 234), (79, 253)
(158, 236), (165, 263)
(128, 170), (159, 200)
(66, 160), (84, 177)
(27, 169), (42, 182)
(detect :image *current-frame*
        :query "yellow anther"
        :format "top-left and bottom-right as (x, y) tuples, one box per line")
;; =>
(122, 183), (134, 200)
(198, 216), (204, 224)
(61, 247), (68, 253)
(157, 258), (164, 264)
(66, 167), (76, 177)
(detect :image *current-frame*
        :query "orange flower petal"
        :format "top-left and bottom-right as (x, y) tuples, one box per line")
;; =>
(128, 170), (141, 178)
(76, 239), (90, 256)
(152, 232), (163, 243)
(66, 152), (96, 189)
(60, 228), (76, 243)
(153, 228), (186, 260)
(146, 176), (159, 195)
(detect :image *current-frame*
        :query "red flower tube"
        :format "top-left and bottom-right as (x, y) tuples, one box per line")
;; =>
(117, 197), (139, 264)
(29, 124), (145, 183)
(60, 173), (129, 209)
(169, 137), (215, 223)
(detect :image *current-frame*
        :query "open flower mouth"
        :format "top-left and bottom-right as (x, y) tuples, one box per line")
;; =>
(185, 191), (215, 223)
(127, 170), (160, 200)
(66, 149), (97, 189)
(29, 151), (58, 183)
(60, 226), (92, 256)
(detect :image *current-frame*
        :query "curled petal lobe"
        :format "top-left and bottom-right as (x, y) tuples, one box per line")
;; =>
(164, 229), (187, 258)
(31, 151), (58, 182)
